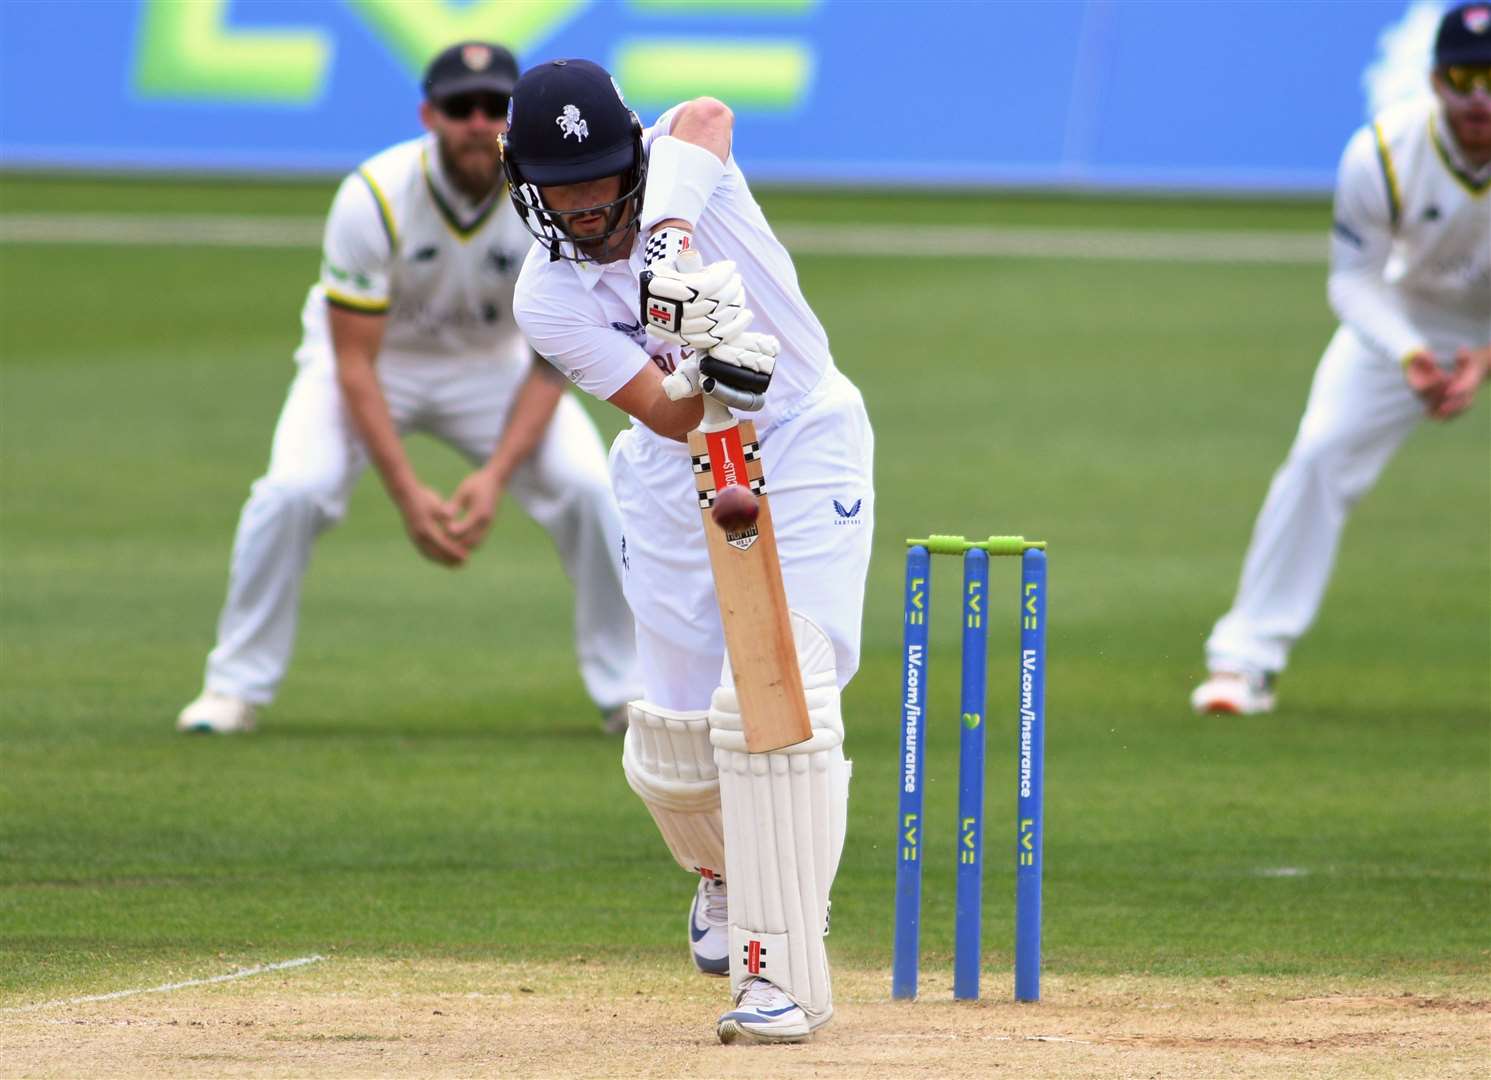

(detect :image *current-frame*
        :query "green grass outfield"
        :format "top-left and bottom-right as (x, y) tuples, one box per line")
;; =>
(1, 174), (1486, 1004)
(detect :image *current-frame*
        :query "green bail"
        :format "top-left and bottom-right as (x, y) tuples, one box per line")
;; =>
(906, 534), (1048, 556)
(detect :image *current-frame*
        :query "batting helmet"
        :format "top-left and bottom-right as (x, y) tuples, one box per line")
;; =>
(500, 59), (646, 262)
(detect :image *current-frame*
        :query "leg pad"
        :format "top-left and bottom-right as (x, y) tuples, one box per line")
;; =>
(710, 612), (851, 1020)
(622, 702), (725, 881)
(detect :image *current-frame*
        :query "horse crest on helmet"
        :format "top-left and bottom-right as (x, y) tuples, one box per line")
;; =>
(556, 105), (589, 142)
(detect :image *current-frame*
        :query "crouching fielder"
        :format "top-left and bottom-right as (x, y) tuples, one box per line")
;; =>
(1192, 3), (1491, 715)
(503, 60), (874, 1043)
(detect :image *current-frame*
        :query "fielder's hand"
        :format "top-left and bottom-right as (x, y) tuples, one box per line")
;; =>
(1403, 350), (1449, 415)
(1432, 346), (1490, 420)
(396, 484), (468, 567)
(445, 465), (504, 552)
(641, 248), (754, 353)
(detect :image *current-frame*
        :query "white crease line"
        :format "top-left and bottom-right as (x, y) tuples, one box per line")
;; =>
(881, 1032), (1093, 1044)
(0, 954), (326, 1013)
(1026, 1035), (1093, 1043)
(0, 213), (1326, 263)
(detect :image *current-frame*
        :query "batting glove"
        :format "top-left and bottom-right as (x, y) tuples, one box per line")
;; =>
(641, 244), (754, 353)
(660, 345), (773, 412)
(701, 331), (778, 395)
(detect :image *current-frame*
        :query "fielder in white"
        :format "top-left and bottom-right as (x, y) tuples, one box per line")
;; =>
(178, 42), (640, 735)
(501, 60), (874, 1043)
(1193, 3), (1491, 716)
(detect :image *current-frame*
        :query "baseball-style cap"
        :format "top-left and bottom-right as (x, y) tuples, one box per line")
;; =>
(422, 41), (519, 102)
(1435, 3), (1491, 66)
(504, 59), (638, 184)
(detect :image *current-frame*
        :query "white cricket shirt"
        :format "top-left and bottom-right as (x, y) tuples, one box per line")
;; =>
(1329, 97), (1491, 359)
(512, 108), (838, 435)
(295, 134), (536, 372)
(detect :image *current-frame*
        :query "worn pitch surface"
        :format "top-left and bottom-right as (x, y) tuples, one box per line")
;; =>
(4, 962), (1490, 1079)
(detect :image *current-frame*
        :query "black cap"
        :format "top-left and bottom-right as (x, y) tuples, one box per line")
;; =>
(423, 41), (519, 102)
(1435, 3), (1491, 66)
(505, 59), (638, 185)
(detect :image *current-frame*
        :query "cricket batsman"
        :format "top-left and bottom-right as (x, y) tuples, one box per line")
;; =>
(1193, 3), (1491, 715)
(502, 59), (876, 1042)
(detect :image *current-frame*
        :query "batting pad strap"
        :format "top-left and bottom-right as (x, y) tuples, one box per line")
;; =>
(622, 702), (726, 882)
(640, 135), (727, 232)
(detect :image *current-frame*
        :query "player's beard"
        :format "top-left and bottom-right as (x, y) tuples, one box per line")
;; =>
(566, 201), (637, 264)
(1447, 101), (1491, 164)
(437, 134), (502, 202)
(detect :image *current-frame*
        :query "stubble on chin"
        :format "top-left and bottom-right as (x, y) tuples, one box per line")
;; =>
(438, 138), (501, 198)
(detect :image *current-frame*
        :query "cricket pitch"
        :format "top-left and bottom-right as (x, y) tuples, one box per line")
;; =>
(3, 960), (1487, 1079)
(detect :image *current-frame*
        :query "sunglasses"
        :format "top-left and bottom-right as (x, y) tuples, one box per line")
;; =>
(439, 92), (508, 120)
(1443, 65), (1491, 96)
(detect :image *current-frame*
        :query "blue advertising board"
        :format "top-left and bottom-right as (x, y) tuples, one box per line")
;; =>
(0, 0), (1453, 190)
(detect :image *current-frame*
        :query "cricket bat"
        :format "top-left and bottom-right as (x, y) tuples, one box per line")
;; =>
(688, 394), (813, 753)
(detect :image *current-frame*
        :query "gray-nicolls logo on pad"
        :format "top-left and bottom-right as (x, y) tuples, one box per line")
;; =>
(556, 105), (588, 142)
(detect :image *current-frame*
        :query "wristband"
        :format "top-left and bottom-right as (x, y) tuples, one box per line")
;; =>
(640, 135), (726, 232)
(1399, 346), (1435, 369)
(643, 225), (694, 267)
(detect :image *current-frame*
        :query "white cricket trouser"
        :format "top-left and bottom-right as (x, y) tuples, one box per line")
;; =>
(1205, 324), (1442, 676)
(609, 370), (876, 710)
(202, 353), (640, 710)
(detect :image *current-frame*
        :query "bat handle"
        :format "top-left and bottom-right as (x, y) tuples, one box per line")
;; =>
(697, 389), (736, 433)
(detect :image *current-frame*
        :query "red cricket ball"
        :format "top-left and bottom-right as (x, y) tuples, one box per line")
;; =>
(711, 484), (759, 531)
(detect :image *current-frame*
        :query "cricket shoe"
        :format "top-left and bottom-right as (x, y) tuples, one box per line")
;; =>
(1190, 672), (1277, 716)
(717, 977), (827, 1044)
(176, 690), (258, 734)
(689, 876), (729, 976)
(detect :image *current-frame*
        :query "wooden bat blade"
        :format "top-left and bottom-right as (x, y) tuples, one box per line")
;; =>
(689, 416), (812, 753)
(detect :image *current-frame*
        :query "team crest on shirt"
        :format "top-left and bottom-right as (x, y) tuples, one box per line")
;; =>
(557, 105), (589, 142)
